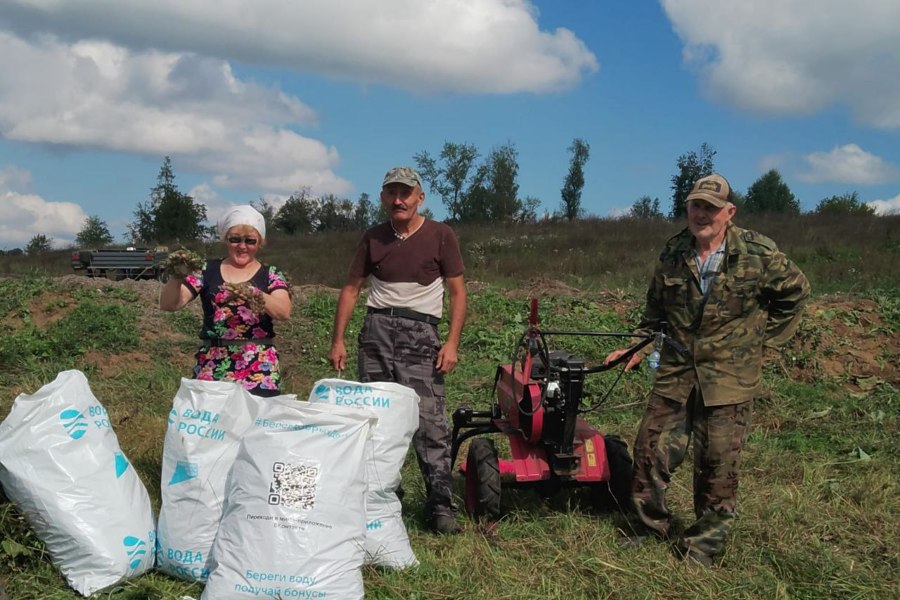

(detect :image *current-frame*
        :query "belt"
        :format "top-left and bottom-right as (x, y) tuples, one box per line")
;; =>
(367, 306), (440, 325)
(199, 337), (275, 348)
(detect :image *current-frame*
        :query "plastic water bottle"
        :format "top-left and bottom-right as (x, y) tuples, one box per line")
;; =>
(647, 350), (660, 378)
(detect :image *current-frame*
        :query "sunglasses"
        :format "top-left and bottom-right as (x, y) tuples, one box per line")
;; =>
(227, 236), (259, 246)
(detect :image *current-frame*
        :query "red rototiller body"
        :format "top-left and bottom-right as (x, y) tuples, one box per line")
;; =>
(451, 299), (684, 522)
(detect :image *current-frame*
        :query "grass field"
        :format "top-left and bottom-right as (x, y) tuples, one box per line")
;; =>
(0, 215), (898, 599)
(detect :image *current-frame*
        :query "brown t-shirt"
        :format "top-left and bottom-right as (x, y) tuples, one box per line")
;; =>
(350, 219), (464, 318)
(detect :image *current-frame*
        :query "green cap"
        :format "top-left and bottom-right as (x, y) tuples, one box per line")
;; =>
(382, 166), (423, 189)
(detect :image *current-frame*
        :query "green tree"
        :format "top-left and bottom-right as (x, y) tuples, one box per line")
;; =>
(129, 157), (208, 243)
(745, 169), (800, 215)
(630, 196), (664, 219)
(75, 215), (114, 247)
(415, 142), (479, 222)
(560, 138), (590, 220)
(315, 194), (357, 232)
(417, 141), (523, 223)
(274, 188), (316, 235)
(516, 196), (541, 223)
(815, 191), (875, 216)
(353, 192), (380, 229)
(128, 203), (155, 245)
(25, 234), (52, 255)
(473, 142), (521, 222)
(670, 143), (716, 218)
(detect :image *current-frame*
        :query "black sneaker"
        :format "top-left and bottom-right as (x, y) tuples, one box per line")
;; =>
(430, 514), (462, 535)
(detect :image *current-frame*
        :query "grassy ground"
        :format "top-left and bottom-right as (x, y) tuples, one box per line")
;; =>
(0, 215), (898, 599)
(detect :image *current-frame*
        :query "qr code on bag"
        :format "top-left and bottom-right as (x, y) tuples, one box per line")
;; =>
(268, 461), (320, 510)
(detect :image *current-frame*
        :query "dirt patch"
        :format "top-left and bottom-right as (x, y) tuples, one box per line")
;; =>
(777, 297), (898, 390)
(503, 277), (585, 299)
(83, 350), (153, 378)
(30, 291), (76, 327)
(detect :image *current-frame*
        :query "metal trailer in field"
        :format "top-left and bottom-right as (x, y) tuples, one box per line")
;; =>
(70, 247), (170, 281)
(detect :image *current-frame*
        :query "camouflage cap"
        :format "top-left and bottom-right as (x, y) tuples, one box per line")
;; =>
(382, 166), (423, 189)
(687, 174), (732, 208)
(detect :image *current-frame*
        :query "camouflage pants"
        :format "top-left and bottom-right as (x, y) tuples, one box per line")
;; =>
(632, 389), (752, 559)
(357, 312), (456, 519)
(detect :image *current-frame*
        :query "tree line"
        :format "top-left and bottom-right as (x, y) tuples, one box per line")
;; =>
(18, 142), (880, 254)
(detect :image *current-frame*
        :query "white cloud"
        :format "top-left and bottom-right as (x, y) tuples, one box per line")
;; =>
(0, 1), (597, 206)
(798, 144), (900, 184)
(0, 32), (349, 196)
(0, 189), (87, 249)
(867, 194), (900, 216)
(0, 164), (33, 192)
(0, 0), (597, 94)
(661, 0), (900, 129)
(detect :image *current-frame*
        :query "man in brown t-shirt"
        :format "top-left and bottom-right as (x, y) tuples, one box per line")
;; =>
(329, 166), (467, 534)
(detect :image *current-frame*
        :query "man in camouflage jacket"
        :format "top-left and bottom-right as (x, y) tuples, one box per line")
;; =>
(605, 174), (809, 565)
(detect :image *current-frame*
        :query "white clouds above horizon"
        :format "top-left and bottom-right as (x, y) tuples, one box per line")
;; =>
(1, 164), (85, 248)
(0, 0), (597, 95)
(662, 0), (900, 129)
(0, 188), (87, 249)
(0, 32), (350, 197)
(0, 0), (597, 204)
(0, 165), (86, 248)
(867, 194), (900, 216)
(798, 144), (900, 185)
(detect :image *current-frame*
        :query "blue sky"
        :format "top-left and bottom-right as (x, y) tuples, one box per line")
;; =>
(1, 0), (898, 249)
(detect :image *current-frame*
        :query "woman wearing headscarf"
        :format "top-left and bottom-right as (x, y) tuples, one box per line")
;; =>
(159, 205), (292, 396)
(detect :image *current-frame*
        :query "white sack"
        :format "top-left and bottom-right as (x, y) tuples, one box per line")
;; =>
(156, 379), (270, 582)
(202, 398), (376, 600)
(309, 379), (420, 568)
(0, 370), (155, 596)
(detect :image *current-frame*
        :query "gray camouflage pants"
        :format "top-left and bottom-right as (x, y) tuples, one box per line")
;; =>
(357, 312), (456, 519)
(632, 389), (752, 559)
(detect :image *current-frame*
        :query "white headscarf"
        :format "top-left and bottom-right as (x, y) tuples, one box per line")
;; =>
(217, 205), (266, 240)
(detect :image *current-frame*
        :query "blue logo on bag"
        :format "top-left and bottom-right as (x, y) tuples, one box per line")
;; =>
(60, 409), (88, 440)
(367, 520), (383, 530)
(115, 452), (130, 478)
(314, 384), (330, 402)
(169, 461), (199, 485)
(123, 535), (147, 570)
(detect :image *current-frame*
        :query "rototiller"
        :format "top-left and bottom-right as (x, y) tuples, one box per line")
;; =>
(451, 298), (686, 522)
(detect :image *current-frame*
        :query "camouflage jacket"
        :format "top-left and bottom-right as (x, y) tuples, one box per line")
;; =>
(638, 223), (810, 406)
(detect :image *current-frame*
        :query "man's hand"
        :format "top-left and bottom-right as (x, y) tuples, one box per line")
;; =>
(329, 339), (348, 372)
(436, 342), (459, 374)
(603, 348), (642, 372)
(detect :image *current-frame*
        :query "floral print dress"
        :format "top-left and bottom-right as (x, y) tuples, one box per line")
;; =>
(184, 259), (290, 396)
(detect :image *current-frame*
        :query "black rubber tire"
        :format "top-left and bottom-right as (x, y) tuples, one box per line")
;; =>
(464, 438), (501, 521)
(586, 434), (634, 513)
(604, 434), (634, 512)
